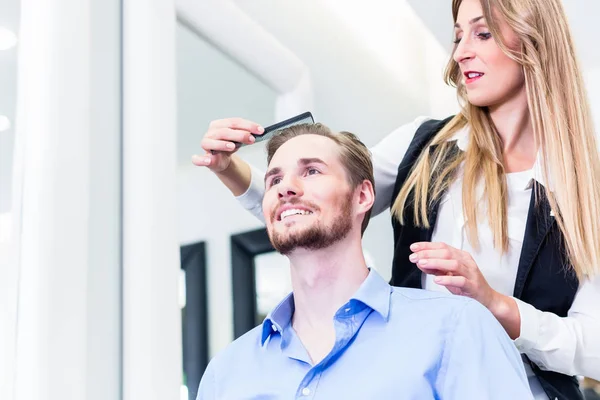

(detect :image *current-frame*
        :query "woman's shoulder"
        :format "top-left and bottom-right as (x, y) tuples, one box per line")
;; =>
(386, 115), (456, 140)
(376, 115), (456, 151)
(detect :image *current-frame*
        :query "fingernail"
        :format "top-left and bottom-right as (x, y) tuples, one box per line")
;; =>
(410, 244), (419, 251)
(248, 135), (256, 143)
(418, 259), (427, 265)
(226, 143), (235, 149)
(204, 157), (211, 164)
(434, 277), (442, 283)
(409, 254), (418, 262)
(257, 126), (264, 133)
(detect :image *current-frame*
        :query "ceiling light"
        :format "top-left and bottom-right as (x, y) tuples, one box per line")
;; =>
(0, 27), (18, 51)
(0, 115), (11, 132)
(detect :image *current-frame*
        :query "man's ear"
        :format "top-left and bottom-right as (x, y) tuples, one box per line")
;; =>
(356, 179), (375, 215)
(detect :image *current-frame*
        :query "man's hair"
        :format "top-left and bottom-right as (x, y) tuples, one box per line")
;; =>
(266, 123), (375, 235)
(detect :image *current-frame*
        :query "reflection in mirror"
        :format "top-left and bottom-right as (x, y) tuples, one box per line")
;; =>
(255, 252), (292, 324)
(180, 241), (208, 400)
(176, 15), (277, 399)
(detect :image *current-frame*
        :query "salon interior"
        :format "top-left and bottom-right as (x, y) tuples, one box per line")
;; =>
(1, 0), (599, 399)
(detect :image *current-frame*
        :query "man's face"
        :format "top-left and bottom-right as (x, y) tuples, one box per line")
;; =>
(262, 135), (355, 255)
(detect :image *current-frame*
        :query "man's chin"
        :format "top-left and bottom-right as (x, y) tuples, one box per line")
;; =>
(270, 227), (321, 255)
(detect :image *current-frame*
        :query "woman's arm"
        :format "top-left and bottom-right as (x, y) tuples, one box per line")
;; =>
(510, 275), (600, 379)
(213, 154), (253, 196)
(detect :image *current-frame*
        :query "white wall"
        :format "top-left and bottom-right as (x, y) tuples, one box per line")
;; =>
(585, 69), (600, 134)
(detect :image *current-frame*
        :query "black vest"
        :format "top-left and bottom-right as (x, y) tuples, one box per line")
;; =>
(390, 117), (582, 400)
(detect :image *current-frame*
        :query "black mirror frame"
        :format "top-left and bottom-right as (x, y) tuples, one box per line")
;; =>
(230, 227), (275, 338)
(180, 241), (209, 400)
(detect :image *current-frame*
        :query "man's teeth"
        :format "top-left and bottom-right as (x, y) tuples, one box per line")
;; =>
(468, 72), (483, 78)
(281, 209), (313, 219)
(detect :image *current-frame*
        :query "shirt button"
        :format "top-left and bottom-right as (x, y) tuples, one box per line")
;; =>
(271, 325), (277, 332)
(301, 387), (311, 396)
(344, 307), (351, 312)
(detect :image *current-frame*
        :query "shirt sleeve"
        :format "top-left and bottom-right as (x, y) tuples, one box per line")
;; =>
(195, 361), (217, 400)
(235, 116), (431, 220)
(368, 116), (430, 216)
(437, 300), (534, 400)
(235, 163), (267, 223)
(512, 273), (600, 379)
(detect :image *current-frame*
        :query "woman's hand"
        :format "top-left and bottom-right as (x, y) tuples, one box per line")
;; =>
(409, 241), (498, 307)
(410, 241), (521, 339)
(192, 118), (264, 173)
(191, 118), (263, 196)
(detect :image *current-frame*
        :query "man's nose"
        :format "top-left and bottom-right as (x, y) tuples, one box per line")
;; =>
(277, 176), (303, 199)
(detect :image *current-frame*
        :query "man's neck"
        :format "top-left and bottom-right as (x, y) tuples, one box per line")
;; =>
(286, 233), (369, 364)
(288, 234), (369, 331)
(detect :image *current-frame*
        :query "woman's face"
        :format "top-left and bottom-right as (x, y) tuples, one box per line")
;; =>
(453, 0), (525, 108)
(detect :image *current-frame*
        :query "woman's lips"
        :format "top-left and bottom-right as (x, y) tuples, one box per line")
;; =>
(464, 71), (484, 84)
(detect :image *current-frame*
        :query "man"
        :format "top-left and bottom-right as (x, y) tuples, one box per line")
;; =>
(196, 123), (532, 399)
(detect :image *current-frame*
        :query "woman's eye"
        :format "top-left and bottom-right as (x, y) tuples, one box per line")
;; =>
(453, 36), (462, 44)
(307, 168), (320, 176)
(477, 32), (492, 40)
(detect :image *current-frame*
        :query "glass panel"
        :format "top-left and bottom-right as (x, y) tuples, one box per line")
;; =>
(0, 4), (20, 399)
(254, 252), (292, 324)
(0, 1), (19, 225)
(176, 21), (277, 400)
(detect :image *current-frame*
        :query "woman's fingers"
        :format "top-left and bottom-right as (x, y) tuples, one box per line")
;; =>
(415, 259), (461, 275)
(433, 275), (468, 288)
(409, 248), (454, 262)
(209, 118), (264, 135)
(202, 128), (257, 152)
(410, 242), (448, 251)
(191, 154), (210, 167)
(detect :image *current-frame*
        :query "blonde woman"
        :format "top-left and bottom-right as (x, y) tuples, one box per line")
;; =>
(194, 0), (600, 398)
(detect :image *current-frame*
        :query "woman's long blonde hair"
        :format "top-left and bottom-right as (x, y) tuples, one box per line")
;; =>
(392, 0), (600, 281)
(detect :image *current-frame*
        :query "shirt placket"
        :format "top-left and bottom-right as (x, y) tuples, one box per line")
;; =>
(294, 304), (370, 399)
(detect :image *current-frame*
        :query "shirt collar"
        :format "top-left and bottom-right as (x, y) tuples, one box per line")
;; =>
(260, 269), (392, 346)
(449, 125), (554, 192)
(348, 269), (392, 320)
(261, 292), (294, 346)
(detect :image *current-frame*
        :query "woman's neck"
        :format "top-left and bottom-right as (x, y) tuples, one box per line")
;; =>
(488, 89), (537, 172)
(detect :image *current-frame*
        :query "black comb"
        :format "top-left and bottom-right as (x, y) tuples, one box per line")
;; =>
(210, 112), (314, 154)
(237, 111), (314, 149)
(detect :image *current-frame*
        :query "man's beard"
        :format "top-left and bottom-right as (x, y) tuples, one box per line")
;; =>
(269, 195), (353, 256)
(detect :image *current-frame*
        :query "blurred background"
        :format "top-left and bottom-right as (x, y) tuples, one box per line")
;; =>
(0, 1), (599, 399)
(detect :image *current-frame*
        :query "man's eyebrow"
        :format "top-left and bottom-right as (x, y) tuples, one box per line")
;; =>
(298, 157), (328, 166)
(264, 158), (328, 184)
(454, 15), (484, 29)
(264, 167), (281, 184)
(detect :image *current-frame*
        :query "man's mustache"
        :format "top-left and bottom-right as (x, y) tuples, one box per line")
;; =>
(270, 198), (320, 223)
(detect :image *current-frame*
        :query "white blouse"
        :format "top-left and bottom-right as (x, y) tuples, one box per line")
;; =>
(236, 116), (600, 398)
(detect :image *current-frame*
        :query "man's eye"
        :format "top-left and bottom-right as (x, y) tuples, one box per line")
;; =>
(307, 168), (320, 176)
(271, 177), (282, 186)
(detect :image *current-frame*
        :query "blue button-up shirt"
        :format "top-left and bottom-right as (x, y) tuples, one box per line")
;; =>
(196, 270), (532, 399)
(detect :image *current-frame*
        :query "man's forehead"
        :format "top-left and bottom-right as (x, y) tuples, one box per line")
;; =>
(269, 134), (340, 166)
